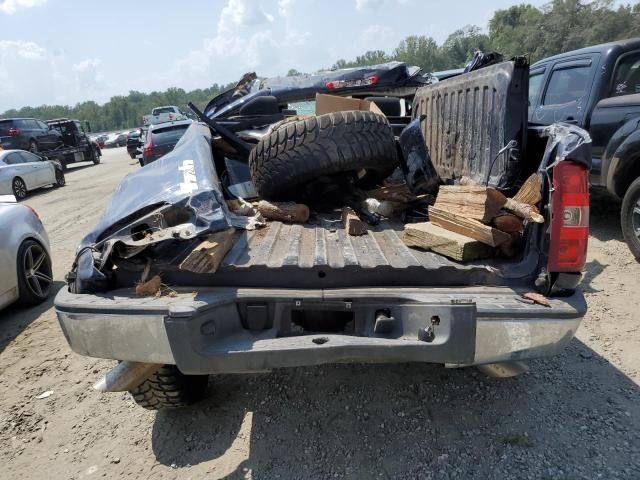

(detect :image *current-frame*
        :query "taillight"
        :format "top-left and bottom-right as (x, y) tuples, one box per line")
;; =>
(325, 75), (379, 91)
(548, 161), (589, 272)
(143, 135), (153, 157)
(9, 127), (20, 137)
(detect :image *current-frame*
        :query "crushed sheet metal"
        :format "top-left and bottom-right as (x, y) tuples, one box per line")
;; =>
(72, 122), (233, 294)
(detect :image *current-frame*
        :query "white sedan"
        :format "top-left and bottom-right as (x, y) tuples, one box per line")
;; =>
(0, 149), (65, 200)
(0, 196), (53, 309)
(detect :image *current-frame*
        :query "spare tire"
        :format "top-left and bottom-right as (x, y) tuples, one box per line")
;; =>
(249, 111), (397, 199)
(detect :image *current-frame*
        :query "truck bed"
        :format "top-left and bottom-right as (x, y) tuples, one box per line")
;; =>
(124, 218), (542, 290)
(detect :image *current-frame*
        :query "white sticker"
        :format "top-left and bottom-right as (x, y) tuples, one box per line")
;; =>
(178, 159), (198, 194)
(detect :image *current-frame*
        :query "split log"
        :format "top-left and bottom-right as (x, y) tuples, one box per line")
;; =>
(403, 222), (494, 261)
(429, 206), (511, 247)
(434, 185), (506, 223)
(493, 213), (524, 234)
(179, 228), (236, 273)
(256, 200), (310, 223)
(513, 173), (543, 206)
(135, 275), (162, 297)
(502, 198), (544, 223)
(342, 207), (367, 236)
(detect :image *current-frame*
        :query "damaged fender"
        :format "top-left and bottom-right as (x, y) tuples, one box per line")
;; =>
(71, 123), (232, 293)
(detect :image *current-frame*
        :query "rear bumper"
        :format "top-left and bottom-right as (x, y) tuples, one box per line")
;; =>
(0, 137), (27, 150)
(55, 286), (586, 374)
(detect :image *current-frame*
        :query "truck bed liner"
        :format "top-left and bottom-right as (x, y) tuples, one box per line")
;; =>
(138, 220), (540, 289)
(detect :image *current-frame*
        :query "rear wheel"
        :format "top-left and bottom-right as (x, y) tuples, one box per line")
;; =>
(92, 146), (101, 165)
(16, 240), (53, 306)
(621, 176), (640, 259)
(29, 140), (38, 153)
(128, 365), (209, 410)
(12, 177), (27, 200)
(54, 169), (65, 187)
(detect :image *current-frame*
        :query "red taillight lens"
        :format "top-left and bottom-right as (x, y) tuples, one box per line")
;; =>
(143, 136), (153, 157)
(9, 127), (20, 137)
(548, 161), (589, 272)
(325, 81), (335, 90)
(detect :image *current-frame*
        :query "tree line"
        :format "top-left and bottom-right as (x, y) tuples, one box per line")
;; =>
(2, 0), (639, 132)
(331, 0), (640, 71)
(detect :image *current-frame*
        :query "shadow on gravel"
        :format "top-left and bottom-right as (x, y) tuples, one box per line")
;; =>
(150, 340), (640, 479)
(0, 281), (64, 355)
(589, 187), (624, 243)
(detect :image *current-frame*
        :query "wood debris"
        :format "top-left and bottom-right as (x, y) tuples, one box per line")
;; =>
(493, 213), (524, 234)
(256, 200), (310, 223)
(522, 291), (551, 307)
(342, 207), (367, 236)
(513, 173), (543, 205)
(403, 222), (493, 261)
(135, 275), (162, 297)
(428, 206), (511, 247)
(434, 185), (505, 223)
(179, 228), (237, 274)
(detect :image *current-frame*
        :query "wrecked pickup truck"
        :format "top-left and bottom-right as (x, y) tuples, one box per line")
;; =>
(55, 61), (590, 410)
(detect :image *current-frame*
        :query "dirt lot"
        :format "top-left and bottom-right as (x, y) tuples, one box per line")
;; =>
(1, 148), (639, 479)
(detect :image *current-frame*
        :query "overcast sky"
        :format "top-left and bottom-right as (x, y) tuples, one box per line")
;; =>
(0, 0), (554, 111)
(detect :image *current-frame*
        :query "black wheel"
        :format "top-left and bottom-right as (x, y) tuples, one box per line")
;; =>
(128, 365), (208, 410)
(29, 140), (39, 153)
(621, 176), (640, 259)
(12, 177), (27, 200)
(16, 240), (53, 306)
(249, 111), (397, 199)
(54, 169), (65, 187)
(92, 146), (101, 165)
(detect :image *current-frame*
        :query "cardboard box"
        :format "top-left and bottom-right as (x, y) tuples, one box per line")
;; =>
(315, 93), (384, 116)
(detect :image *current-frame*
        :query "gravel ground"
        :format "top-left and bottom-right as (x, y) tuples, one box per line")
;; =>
(0, 148), (638, 479)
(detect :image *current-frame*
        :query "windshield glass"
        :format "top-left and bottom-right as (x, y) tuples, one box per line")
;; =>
(151, 124), (189, 143)
(153, 107), (175, 115)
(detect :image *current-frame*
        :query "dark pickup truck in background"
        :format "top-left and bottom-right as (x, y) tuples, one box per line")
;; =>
(529, 38), (640, 258)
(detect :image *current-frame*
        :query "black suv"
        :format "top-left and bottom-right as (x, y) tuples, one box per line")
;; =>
(0, 118), (62, 153)
(529, 38), (640, 258)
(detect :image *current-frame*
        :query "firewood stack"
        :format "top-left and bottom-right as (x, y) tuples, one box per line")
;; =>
(403, 174), (544, 261)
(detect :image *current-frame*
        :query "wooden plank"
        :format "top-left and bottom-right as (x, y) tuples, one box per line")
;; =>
(403, 222), (494, 261)
(429, 206), (510, 247)
(434, 185), (505, 223)
(179, 228), (237, 273)
(342, 207), (367, 236)
(513, 173), (542, 205)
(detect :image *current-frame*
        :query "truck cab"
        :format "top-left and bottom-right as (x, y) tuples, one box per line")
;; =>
(528, 38), (640, 257)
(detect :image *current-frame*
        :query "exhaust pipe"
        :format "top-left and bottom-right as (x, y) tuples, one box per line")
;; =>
(476, 361), (528, 378)
(93, 361), (162, 392)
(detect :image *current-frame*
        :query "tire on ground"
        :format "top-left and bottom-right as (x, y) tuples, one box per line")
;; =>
(16, 239), (52, 306)
(128, 365), (209, 410)
(620, 176), (640, 259)
(249, 111), (397, 199)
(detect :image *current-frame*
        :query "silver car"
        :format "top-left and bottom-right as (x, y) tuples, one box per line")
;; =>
(0, 149), (65, 200)
(0, 196), (53, 309)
